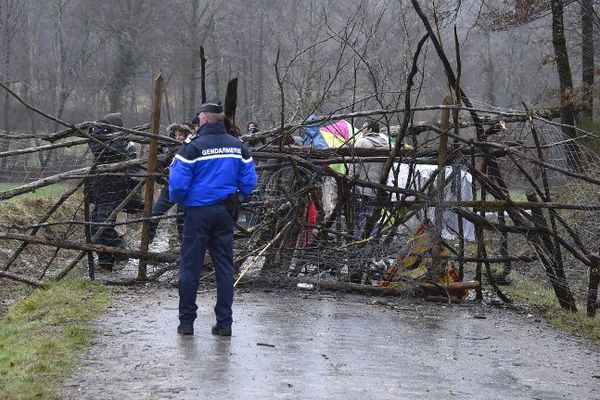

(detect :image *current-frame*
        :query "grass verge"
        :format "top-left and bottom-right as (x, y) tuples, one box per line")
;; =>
(0, 279), (111, 399)
(0, 183), (68, 203)
(503, 272), (600, 343)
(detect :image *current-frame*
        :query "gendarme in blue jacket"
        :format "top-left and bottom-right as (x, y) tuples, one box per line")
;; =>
(169, 122), (257, 206)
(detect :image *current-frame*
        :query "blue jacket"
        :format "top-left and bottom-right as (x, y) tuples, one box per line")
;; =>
(302, 114), (327, 148)
(169, 122), (257, 207)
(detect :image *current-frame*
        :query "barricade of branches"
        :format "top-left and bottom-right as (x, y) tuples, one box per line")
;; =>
(0, 0), (598, 318)
(0, 100), (598, 318)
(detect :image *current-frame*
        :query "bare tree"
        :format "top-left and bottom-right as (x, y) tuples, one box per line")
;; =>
(23, 3), (43, 167)
(103, 0), (160, 112)
(0, 0), (25, 170)
(551, 0), (580, 169)
(42, 0), (110, 167)
(580, 0), (594, 122)
(0, 0), (595, 138)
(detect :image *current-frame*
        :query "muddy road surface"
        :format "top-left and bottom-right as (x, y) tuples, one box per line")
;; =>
(61, 287), (599, 399)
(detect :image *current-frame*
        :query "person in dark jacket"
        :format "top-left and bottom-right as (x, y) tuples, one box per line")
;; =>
(148, 123), (192, 243)
(87, 112), (139, 271)
(169, 99), (257, 336)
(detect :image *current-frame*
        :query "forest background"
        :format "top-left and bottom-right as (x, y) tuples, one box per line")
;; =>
(0, 0), (598, 168)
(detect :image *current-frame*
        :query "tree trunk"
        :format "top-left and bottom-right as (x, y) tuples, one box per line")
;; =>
(256, 22), (264, 114)
(187, 0), (199, 118)
(1, 18), (12, 172)
(550, 0), (580, 170)
(212, 31), (221, 99)
(581, 0), (594, 123)
(484, 33), (496, 106)
(188, 53), (198, 117)
(224, 78), (238, 134)
(108, 31), (136, 111)
(23, 9), (43, 167)
(526, 192), (577, 311)
(108, 1), (139, 113)
(240, 52), (249, 124)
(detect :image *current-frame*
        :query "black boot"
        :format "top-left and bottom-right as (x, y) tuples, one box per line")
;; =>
(177, 324), (194, 336)
(211, 325), (232, 337)
(97, 254), (114, 272)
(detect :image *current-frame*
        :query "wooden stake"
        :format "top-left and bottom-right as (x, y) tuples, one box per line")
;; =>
(474, 160), (486, 301)
(224, 78), (238, 134)
(588, 254), (599, 317)
(200, 46), (207, 104)
(83, 178), (95, 280)
(138, 73), (163, 281)
(432, 95), (453, 279)
(439, 96), (452, 167)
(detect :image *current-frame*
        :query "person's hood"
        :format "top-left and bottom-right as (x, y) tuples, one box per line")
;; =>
(304, 114), (320, 137)
(97, 112), (123, 127)
(362, 132), (388, 147)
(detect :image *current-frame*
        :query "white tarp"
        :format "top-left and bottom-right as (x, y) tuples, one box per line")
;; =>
(387, 164), (476, 241)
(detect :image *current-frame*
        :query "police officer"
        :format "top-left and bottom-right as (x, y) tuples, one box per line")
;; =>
(169, 99), (257, 336)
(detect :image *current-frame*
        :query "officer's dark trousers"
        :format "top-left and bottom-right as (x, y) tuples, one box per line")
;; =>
(179, 204), (234, 328)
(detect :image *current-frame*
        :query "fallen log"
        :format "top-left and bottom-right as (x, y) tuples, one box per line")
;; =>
(0, 232), (178, 264)
(0, 270), (47, 288)
(448, 255), (536, 263)
(0, 158), (142, 201)
(0, 138), (89, 159)
(238, 274), (480, 296)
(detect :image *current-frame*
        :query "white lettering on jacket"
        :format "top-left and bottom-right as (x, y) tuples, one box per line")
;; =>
(201, 147), (242, 156)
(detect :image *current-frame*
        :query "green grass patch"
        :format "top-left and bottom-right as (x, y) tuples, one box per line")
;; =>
(580, 120), (600, 156)
(0, 280), (111, 399)
(475, 188), (528, 202)
(503, 272), (600, 343)
(0, 182), (81, 236)
(0, 182), (68, 203)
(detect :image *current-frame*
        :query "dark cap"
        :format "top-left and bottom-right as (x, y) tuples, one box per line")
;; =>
(97, 112), (123, 127)
(198, 99), (223, 114)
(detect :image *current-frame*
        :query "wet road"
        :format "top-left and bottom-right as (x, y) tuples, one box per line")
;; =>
(61, 287), (599, 400)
